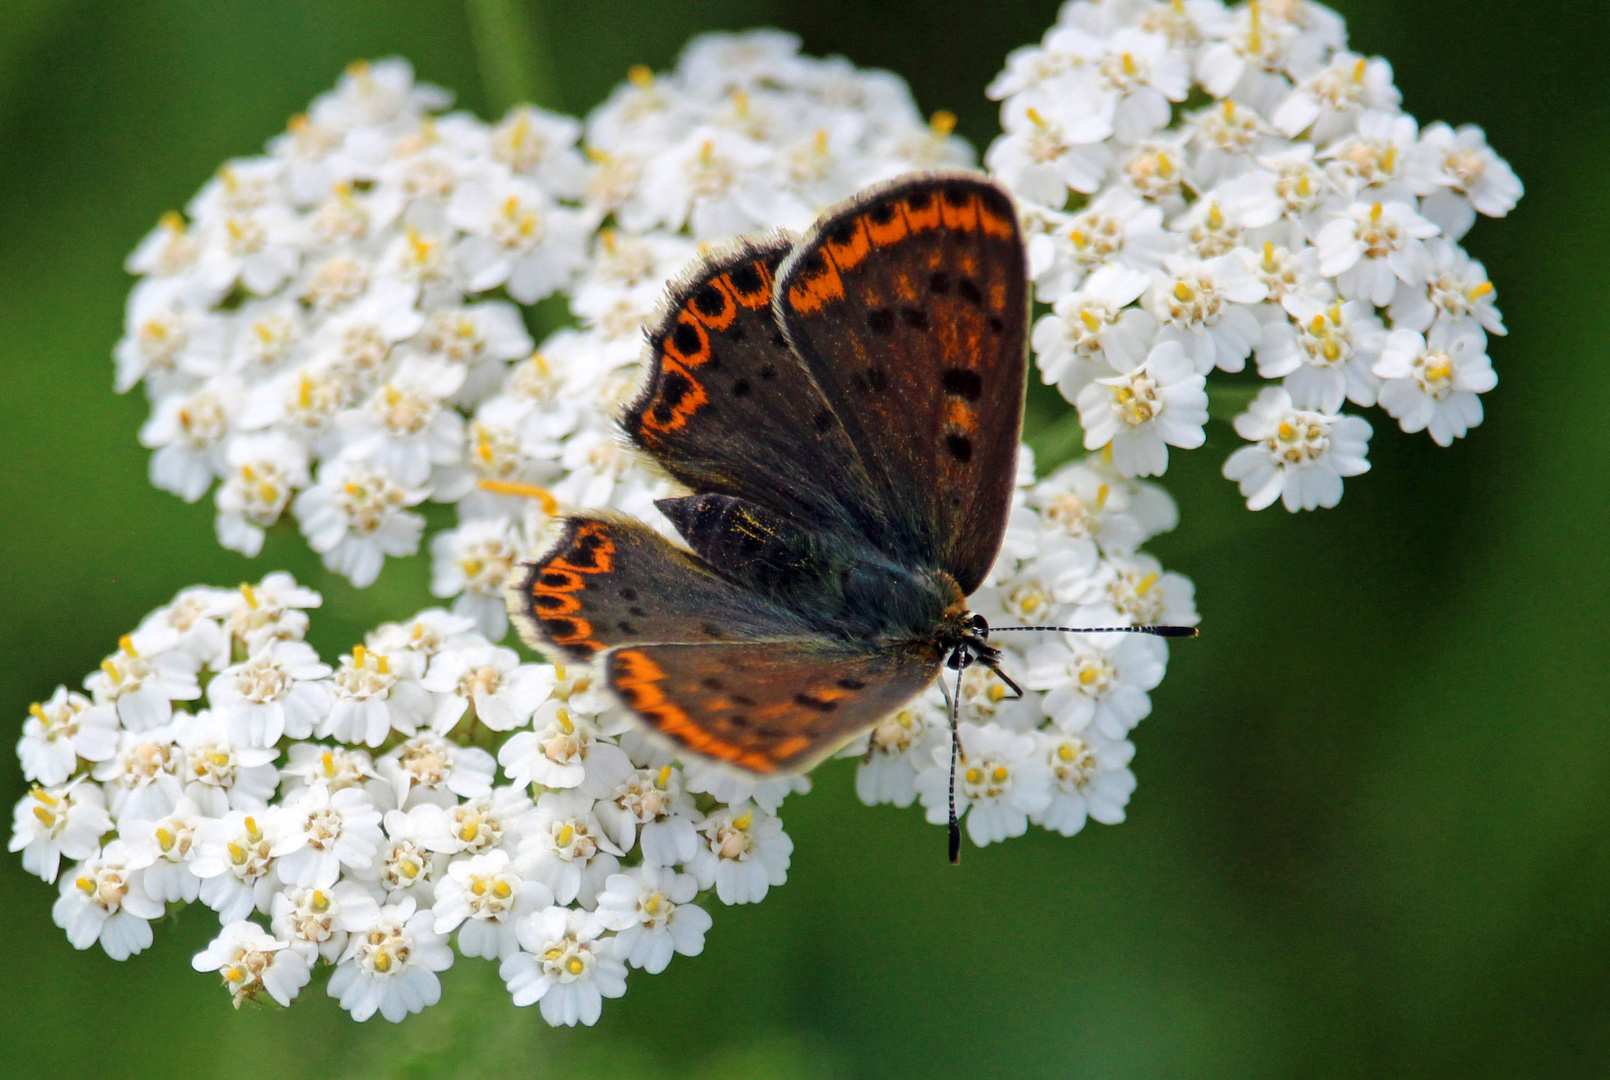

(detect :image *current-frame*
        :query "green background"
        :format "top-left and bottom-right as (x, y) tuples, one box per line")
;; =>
(2, 1), (1605, 1076)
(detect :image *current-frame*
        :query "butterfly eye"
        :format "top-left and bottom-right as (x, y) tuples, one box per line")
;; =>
(967, 613), (989, 634)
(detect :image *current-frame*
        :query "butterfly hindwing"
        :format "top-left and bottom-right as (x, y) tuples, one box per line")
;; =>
(511, 514), (813, 662)
(775, 173), (1029, 595)
(607, 639), (940, 773)
(623, 236), (887, 539)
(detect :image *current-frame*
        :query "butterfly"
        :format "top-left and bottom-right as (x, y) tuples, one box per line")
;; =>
(510, 172), (1192, 860)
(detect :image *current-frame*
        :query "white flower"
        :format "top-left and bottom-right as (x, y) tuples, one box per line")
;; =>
(1315, 199), (1439, 306)
(423, 787), (532, 858)
(82, 633), (201, 733)
(1076, 340), (1208, 477)
(1185, 98), (1273, 187)
(596, 866), (711, 974)
(114, 278), (229, 392)
(502, 906), (627, 1027)
(1092, 552), (1200, 630)
(270, 880), (380, 964)
(337, 357), (466, 488)
(915, 722), (1052, 847)
(680, 759), (808, 815)
(52, 840), (166, 959)
(1022, 632), (1168, 738)
(852, 704), (942, 809)
(365, 608), (479, 671)
(329, 896), (455, 1023)
(1033, 264), (1157, 401)
(293, 459), (427, 588)
(1374, 322), (1496, 446)
(422, 643), (553, 735)
(91, 724), (186, 825)
(138, 377), (244, 502)
(498, 701), (633, 796)
(429, 518), (527, 639)
(1388, 238), (1505, 337)
(1033, 731), (1138, 836)
(375, 732), (496, 809)
(135, 584), (235, 670)
(1411, 121), (1522, 239)
(1256, 295), (1387, 412)
(519, 790), (623, 907)
(489, 105), (589, 196)
(272, 784), (384, 889)
(1144, 255), (1267, 373)
(193, 920), (312, 1008)
(688, 801), (792, 905)
(120, 797), (207, 903)
(216, 573), (322, 654)
(10, 779), (113, 883)
(1320, 109), (1419, 200)
(359, 806), (449, 902)
(17, 686), (119, 786)
(987, 84), (1115, 203)
(1223, 385), (1373, 511)
(309, 57), (451, 130)
(207, 639), (333, 747)
(432, 848), (553, 960)
(594, 765), (701, 866)
(280, 741), (383, 800)
(320, 643), (436, 747)
(1029, 189), (1169, 299)
(448, 176), (589, 302)
(173, 710), (282, 815)
(1272, 53), (1400, 143)
(213, 432), (310, 556)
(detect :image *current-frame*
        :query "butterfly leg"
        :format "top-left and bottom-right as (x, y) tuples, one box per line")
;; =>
(982, 658), (1023, 701)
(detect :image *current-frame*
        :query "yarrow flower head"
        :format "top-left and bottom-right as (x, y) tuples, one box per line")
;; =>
(985, 0), (1518, 502)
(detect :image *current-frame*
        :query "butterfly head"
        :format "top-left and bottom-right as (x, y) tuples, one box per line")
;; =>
(939, 611), (1000, 674)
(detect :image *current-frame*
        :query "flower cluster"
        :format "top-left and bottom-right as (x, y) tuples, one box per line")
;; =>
(848, 449), (1194, 845)
(13, 574), (798, 1025)
(989, 0), (1518, 510)
(116, 38), (970, 606)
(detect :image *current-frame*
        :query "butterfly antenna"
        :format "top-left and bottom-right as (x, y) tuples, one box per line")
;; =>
(990, 624), (1199, 638)
(938, 660), (963, 866)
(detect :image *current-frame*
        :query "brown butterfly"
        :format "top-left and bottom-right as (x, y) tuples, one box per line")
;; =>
(510, 172), (1191, 860)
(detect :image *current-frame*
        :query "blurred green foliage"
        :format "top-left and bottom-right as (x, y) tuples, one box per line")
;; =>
(2, 1), (1607, 1077)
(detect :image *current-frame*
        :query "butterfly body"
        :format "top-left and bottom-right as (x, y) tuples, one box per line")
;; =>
(512, 173), (1029, 775)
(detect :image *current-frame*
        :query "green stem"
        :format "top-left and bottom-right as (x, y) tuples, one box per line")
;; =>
(463, 0), (557, 112)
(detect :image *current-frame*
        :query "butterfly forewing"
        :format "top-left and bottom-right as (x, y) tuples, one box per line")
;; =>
(623, 237), (888, 541)
(775, 173), (1029, 595)
(607, 640), (939, 773)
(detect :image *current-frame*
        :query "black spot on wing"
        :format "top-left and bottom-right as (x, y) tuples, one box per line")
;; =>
(794, 693), (837, 712)
(942, 368), (983, 401)
(692, 283), (727, 317)
(673, 322), (702, 355)
(730, 263), (763, 294)
(867, 308), (895, 335)
(945, 434), (973, 463)
(957, 277), (985, 308)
